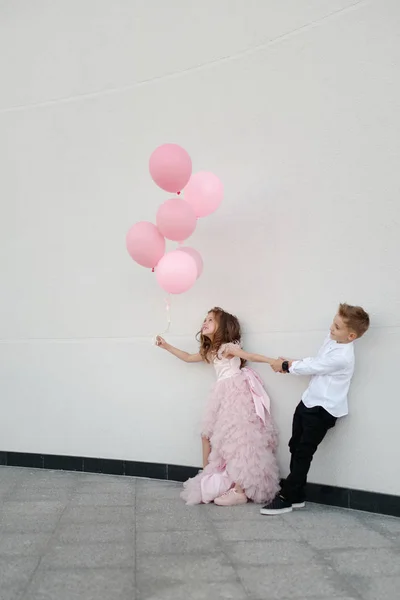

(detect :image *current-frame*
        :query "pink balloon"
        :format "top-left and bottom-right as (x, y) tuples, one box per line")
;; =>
(178, 246), (203, 279)
(126, 221), (165, 269)
(149, 144), (192, 193)
(156, 250), (197, 294)
(184, 171), (224, 218)
(156, 198), (197, 242)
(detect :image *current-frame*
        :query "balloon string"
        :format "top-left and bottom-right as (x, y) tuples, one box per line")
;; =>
(162, 296), (171, 335)
(153, 295), (171, 344)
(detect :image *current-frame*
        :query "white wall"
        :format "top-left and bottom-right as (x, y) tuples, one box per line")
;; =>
(1, 0), (399, 496)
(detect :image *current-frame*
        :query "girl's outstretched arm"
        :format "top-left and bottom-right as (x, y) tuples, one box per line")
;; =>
(156, 336), (202, 363)
(223, 343), (274, 365)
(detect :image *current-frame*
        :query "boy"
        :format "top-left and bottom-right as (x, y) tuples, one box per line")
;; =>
(261, 303), (370, 515)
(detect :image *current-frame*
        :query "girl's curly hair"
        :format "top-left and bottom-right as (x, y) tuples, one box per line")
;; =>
(197, 307), (245, 367)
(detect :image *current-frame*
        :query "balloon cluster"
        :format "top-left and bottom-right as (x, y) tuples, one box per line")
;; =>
(126, 144), (223, 294)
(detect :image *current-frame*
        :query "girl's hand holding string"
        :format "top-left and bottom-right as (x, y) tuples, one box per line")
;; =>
(156, 335), (202, 363)
(156, 335), (168, 349)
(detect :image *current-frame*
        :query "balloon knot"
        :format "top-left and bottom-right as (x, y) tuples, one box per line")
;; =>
(152, 267), (155, 273)
(177, 191), (181, 195)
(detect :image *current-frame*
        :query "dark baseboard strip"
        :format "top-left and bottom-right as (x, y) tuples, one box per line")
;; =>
(0, 451), (398, 518)
(305, 481), (400, 517)
(0, 451), (199, 484)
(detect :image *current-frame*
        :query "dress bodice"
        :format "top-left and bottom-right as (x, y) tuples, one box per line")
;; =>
(213, 354), (242, 381)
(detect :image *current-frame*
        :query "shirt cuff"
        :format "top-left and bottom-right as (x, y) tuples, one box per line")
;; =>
(289, 360), (301, 374)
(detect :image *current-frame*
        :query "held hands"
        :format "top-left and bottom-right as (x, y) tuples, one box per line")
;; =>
(222, 344), (289, 373)
(270, 357), (289, 373)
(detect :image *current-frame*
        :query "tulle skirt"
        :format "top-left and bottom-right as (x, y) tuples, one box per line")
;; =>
(181, 371), (280, 505)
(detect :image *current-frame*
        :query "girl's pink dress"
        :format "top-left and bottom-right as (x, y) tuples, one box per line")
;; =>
(181, 345), (280, 504)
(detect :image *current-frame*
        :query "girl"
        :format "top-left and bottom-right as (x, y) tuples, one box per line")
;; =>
(156, 307), (280, 506)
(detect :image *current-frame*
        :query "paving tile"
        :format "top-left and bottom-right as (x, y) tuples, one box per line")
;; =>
(136, 510), (210, 532)
(16, 471), (79, 487)
(277, 597), (358, 600)
(287, 508), (372, 530)
(0, 500), (65, 533)
(136, 554), (236, 590)
(74, 473), (127, 484)
(360, 514), (400, 537)
(0, 584), (28, 600)
(136, 479), (180, 490)
(136, 581), (247, 600)
(41, 542), (135, 569)
(224, 540), (316, 566)
(0, 557), (40, 588)
(0, 468), (28, 482)
(328, 547), (400, 576)
(1, 468), (399, 600)
(136, 480), (180, 489)
(26, 568), (135, 600)
(136, 482), (182, 500)
(75, 479), (136, 494)
(359, 576), (400, 600)
(56, 522), (135, 545)
(214, 518), (301, 541)
(0, 482), (17, 496)
(69, 492), (134, 507)
(300, 526), (393, 549)
(136, 498), (207, 523)
(0, 514), (61, 534)
(137, 530), (219, 555)
(9, 489), (72, 503)
(237, 563), (343, 599)
(0, 501), (65, 518)
(136, 497), (185, 511)
(205, 503), (263, 521)
(0, 533), (50, 557)
(60, 506), (135, 524)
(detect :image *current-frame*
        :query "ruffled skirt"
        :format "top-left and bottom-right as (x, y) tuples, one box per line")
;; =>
(181, 371), (280, 504)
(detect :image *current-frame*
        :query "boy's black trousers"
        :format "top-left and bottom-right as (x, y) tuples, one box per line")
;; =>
(280, 401), (337, 502)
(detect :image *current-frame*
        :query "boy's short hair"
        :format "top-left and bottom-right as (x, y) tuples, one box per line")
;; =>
(338, 303), (370, 338)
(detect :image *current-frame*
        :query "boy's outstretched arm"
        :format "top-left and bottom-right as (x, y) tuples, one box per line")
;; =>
(276, 354), (348, 376)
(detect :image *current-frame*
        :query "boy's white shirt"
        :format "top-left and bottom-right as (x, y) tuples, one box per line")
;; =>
(289, 333), (355, 417)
